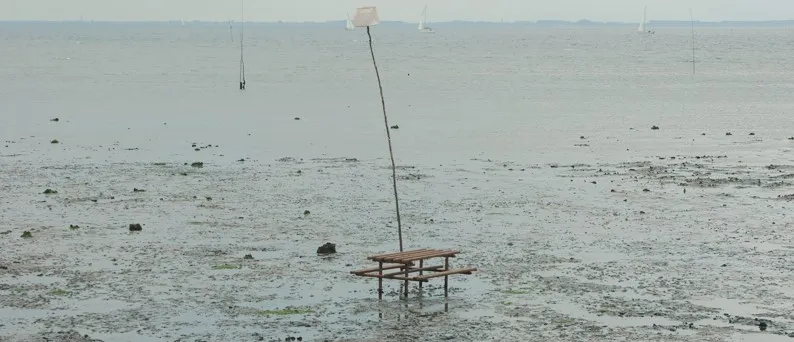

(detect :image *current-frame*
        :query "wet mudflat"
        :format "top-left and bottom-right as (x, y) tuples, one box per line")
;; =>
(2, 136), (794, 341)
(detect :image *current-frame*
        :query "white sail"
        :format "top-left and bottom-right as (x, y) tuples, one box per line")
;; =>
(637, 5), (647, 32)
(419, 5), (433, 33)
(345, 13), (355, 30)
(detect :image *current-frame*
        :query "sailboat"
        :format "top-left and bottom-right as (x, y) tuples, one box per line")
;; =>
(418, 5), (434, 33)
(345, 13), (355, 31)
(238, 0), (246, 90)
(229, 19), (234, 42)
(637, 1), (654, 34)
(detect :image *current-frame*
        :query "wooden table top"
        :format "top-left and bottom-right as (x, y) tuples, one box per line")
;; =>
(367, 248), (459, 264)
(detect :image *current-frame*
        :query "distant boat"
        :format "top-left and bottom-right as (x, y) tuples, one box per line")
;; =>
(418, 5), (434, 33)
(637, 1), (654, 34)
(238, 0), (246, 90)
(229, 19), (234, 42)
(345, 13), (355, 31)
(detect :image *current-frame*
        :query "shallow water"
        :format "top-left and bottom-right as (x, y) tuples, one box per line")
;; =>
(2, 22), (794, 341)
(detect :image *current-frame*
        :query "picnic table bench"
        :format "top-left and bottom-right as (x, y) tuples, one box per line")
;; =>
(350, 248), (477, 299)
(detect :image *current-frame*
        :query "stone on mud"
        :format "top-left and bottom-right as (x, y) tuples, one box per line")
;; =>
(317, 242), (336, 254)
(129, 223), (143, 231)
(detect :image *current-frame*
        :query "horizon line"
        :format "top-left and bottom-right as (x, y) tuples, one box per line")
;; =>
(1, 19), (793, 25)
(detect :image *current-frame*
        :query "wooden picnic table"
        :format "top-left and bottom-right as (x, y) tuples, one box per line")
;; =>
(350, 248), (477, 299)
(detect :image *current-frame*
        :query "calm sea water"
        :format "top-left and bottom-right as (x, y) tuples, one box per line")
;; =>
(2, 23), (794, 166)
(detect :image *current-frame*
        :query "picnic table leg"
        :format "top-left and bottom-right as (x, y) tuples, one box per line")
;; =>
(444, 256), (449, 298)
(378, 261), (383, 300)
(418, 259), (424, 290)
(403, 264), (409, 298)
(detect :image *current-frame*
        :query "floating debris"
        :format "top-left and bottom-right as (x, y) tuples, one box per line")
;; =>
(129, 223), (143, 231)
(749, 132), (755, 136)
(317, 242), (336, 254)
(726, 132), (732, 136)
(50, 118), (59, 122)
(133, 188), (145, 192)
(50, 139), (59, 144)
(69, 225), (80, 230)
(43, 189), (58, 194)
(390, 125), (399, 129)
(190, 162), (204, 168)
(21, 231), (33, 238)
(651, 125), (659, 130)
(243, 254), (254, 260)
(303, 210), (310, 216)
(294, 117), (301, 120)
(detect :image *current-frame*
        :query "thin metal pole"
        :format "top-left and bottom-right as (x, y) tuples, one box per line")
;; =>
(690, 8), (696, 75)
(366, 26), (403, 252)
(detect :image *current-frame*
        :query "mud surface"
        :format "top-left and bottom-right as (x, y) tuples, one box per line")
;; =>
(2, 145), (794, 341)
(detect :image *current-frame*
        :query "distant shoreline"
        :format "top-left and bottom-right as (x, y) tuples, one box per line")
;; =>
(0, 19), (793, 27)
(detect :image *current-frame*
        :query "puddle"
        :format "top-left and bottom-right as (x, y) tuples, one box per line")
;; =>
(543, 298), (679, 328)
(0, 274), (66, 286)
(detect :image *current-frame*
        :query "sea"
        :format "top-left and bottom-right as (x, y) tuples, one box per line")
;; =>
(2, 22), (794, 167)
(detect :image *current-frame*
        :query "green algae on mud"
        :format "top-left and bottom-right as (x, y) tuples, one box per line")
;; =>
(253, 307), (314, 316)
(48, 289), (69, 296)
(212, 264), (241, 270)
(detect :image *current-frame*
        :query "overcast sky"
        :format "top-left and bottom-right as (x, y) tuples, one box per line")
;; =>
(2, 0), (793, 22)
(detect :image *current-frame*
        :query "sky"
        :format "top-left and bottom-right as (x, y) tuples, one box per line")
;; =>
(1, 0), (793, 22)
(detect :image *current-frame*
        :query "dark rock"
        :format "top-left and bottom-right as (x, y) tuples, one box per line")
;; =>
(749, 132), (755, 136)
(21, 231), (33, 238)
(43, 189), (58, 194)
(50, 118), (59, 122)
(69, 225), (80, 230)
(726, 132), (732, 136)
(237, 158), (245, 162)
(243, 254), (254, 260)
(642, 188), (650, 192)
(133, 188), (145, 192)
(759, 321), (767, 331)
(129, 224), (143, 231)
(190, 162), (204, 168)
(651, 125), (659, 130)
(50, 139), (59, 144)
(317, 242), (337, 254)
(303, 210), (311, 216)
(580, 136), (585, 139)
(294, 117), (300, 120)
(390, 125), (399, 129)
